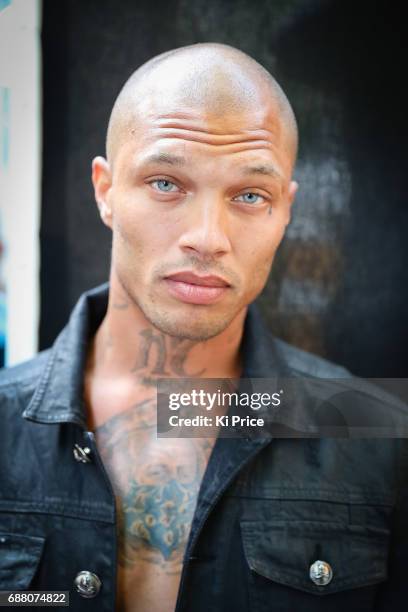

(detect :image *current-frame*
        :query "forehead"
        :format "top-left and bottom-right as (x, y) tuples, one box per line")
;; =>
(118, 99), (291, 178)
(135, 83), (283, 137)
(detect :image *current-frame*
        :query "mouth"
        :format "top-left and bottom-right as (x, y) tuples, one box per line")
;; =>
(163, 271), (231, 305)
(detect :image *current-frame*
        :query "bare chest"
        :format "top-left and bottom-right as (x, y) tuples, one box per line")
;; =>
(90, 395), (214, 612)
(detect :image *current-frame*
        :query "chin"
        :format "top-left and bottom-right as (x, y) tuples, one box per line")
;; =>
(145, 307), (233, 342)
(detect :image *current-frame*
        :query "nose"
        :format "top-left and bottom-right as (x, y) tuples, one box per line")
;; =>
(178, 193), (232, 259)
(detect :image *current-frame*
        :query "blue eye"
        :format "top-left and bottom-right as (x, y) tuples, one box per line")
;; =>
(151, 179), (178, 192)
(236, 192), (264, 205)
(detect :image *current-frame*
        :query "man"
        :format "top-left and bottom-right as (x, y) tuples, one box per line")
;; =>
(0, 43), (407, 612)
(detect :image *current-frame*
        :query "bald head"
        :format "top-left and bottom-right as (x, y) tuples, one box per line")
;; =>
(106, 43), (298, 168)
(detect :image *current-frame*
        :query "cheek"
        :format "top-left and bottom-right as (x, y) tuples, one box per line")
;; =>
(112, 192), (170, 260)
(238, 224), (284, 285)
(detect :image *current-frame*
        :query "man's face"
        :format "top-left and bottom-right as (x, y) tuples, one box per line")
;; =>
(93, 96), (297, 341)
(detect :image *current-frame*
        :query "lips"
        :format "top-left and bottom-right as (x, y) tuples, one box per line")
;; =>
(163, 271), (231, 305)
(165, 271), (230, 288)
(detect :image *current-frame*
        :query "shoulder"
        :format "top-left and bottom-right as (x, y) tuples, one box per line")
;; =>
(244, 302), (352, 379)
(272, 336), (352, 378)
(0, 350), (51, 406)
(271, 336), (408, 449)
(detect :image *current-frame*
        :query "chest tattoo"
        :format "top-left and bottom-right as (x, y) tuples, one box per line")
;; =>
(94, 399), (213, 571)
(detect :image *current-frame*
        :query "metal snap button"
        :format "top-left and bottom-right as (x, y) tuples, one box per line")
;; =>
(74, 571), (101, 598)
(309, 559), (333, 586)
(73, 444), (92, 463)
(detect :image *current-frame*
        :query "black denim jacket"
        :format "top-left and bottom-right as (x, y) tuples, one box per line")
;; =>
(0, 283), (407, 611)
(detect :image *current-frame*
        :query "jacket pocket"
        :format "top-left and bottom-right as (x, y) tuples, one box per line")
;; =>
(0, 532), (45, 590)
(241, 520), (389, 609)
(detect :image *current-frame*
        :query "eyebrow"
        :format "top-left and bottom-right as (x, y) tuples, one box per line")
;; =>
(241, 164), (282, 180)
(142, 152), (187, 166)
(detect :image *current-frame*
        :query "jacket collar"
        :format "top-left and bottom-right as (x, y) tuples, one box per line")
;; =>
(23, 283), (289, 427)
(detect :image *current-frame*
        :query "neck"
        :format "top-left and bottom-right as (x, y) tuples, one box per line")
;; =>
(87, 271), (247, 389)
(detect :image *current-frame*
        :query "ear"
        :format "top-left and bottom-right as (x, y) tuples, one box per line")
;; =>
(91, 156), (113, 229)
(288, 180), (299, 206)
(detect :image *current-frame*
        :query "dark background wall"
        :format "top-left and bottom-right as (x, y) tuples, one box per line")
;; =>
(40, 0), (408, 377)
